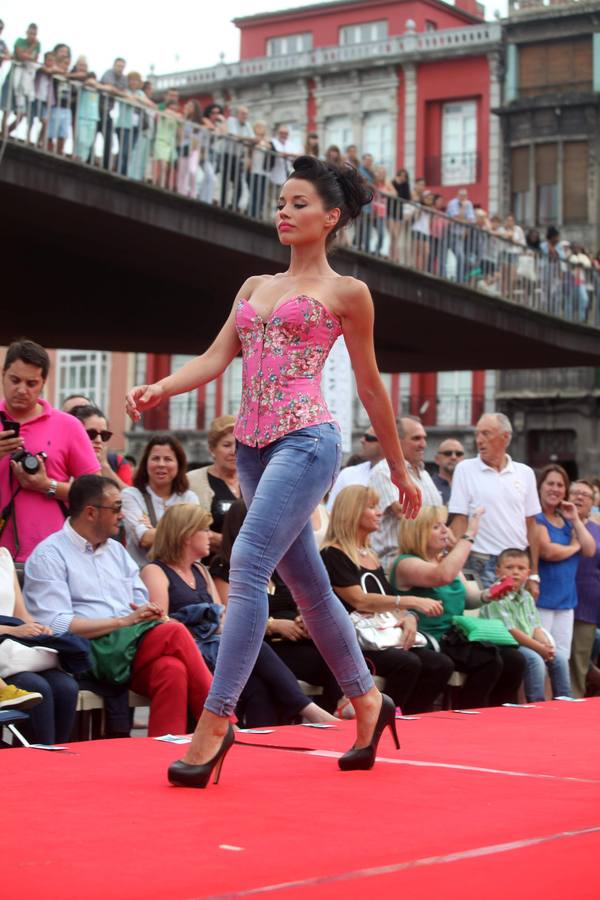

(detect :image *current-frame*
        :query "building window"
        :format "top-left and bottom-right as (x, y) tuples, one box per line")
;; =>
(441, 100), (477, 186)
(362, 111), (393, 172)
(535, 143), (558, 227)
(510, 146), (533, 224)
(266, 32), (312, 56)
(56, 350), (110, 410)
(168, 355), (198, 430)
(224, 358), (243, 417)
(425, 20), (438, 32)
(563, 141), (588, 225)
(324, 115), (354, 155)
(519, 37), (592, 97)
(437, 371), (472, 426)
(339, 20), (388, 45)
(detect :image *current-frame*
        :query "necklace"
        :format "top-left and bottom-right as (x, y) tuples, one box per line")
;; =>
(172, 565), (196, 588)
(358, 547), (371, 557)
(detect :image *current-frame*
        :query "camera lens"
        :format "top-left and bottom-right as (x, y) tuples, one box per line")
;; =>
(22, 454), (40, 475)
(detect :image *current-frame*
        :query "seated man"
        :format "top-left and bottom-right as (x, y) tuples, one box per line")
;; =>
(24, 474), (212, 737)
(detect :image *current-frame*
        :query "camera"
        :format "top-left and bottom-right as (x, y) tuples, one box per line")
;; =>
(11, 448), (46, 475)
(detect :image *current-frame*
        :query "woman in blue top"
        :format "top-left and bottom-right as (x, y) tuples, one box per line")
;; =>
(536, 465), (595, 657)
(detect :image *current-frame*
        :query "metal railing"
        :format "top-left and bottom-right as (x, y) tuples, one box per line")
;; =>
(2, 63), (599, 329)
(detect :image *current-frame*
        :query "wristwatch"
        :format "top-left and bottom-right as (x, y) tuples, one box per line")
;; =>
(461, 534), (475, 544)
(47, 479), (58, 497)
(527, 574), (540, 584)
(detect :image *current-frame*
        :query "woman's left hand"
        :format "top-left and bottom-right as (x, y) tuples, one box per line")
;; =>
(559, 501), (579, 523)
(391, 472), (422, 519)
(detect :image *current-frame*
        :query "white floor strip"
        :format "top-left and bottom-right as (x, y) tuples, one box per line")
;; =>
(204, 824), (600, 899)
(306, 748), (600, 784)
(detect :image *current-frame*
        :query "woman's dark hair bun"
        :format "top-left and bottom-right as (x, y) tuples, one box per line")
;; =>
(289, 155), (373, 242)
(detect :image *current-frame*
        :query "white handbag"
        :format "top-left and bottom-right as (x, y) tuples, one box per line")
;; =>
(0, 639), (59, 678)
(350, 571), (428, 651)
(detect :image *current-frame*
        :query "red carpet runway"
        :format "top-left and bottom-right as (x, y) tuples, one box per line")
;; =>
(5, 699), (599, 899)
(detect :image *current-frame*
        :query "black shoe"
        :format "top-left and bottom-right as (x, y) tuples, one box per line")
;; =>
(338, 694), (399, 772)
(168, 724), (235, 788)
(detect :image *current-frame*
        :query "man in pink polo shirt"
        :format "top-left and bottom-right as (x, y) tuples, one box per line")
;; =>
(0, 339), (100, 561)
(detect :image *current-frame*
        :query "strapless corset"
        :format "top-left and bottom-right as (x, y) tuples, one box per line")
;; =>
(234, 294), (342, 448)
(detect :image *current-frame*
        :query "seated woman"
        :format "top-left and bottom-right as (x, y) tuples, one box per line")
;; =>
(70, 404), (133, 489)
(320, 486), (454, 715)
(122, 435), (199, 567)
(0, 547), (78, 743)
(210, 500), (343, 714)
(141, 504), (337, 728)
(187, 416), (240, 561)
(391, 506), (525, 709)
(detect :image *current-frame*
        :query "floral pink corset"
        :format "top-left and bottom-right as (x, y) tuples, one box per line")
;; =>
(234, 294), (342, 448)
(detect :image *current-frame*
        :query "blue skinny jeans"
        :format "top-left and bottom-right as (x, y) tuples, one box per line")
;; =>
(519, 645), (572, 701)
(204, 423), (374, 717)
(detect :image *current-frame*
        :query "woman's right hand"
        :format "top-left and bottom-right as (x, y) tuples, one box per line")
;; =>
(466, 506), (485, 539)
(272, 619), (305, 641)
(9, 622), (53, 637)
(126, 383), (165, 423)
(412, 597), (443, 617)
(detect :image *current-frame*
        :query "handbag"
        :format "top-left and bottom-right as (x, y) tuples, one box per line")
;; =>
(0, 638), (59, 677)
(452, 615), (518, 647)
(349, 571), (428, 651)
(90, 620), (160, 685)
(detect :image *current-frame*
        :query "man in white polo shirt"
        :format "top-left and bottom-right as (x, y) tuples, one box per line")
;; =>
(449, 412), (541, 592)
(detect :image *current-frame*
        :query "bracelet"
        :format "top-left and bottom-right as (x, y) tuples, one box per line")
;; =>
(394, 596), (401, 609)
(266, 616), (274, 636)
(461, 534), (475, 544)
(481, 588), (491, 603)
(47, 479), (58, 497)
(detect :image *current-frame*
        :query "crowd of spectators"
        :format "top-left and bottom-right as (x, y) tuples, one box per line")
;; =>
(1, 337), (600, 747)
(1, 19), (598, 323)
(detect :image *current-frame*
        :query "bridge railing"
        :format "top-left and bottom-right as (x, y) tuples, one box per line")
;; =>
(2, 63), (598, 327)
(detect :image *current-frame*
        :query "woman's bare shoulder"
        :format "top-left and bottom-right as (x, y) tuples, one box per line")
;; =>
(331, 276), (373, 315)
(238, 274), (275, 300)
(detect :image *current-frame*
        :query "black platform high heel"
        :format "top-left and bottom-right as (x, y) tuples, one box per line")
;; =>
(168, 724), (235, 788)
(338, 694), (399, 772)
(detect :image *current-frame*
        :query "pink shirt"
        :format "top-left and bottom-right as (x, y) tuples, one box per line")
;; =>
(0, 399), (100, 561)
(234, 294), (342, 448)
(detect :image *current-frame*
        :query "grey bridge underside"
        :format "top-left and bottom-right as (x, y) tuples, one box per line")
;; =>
(1, 143), (598, 372)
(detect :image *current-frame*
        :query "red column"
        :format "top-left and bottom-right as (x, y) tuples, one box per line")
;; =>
(214, 375), (223, 418)
(144, 354), (170, 431)
(420, 372), (437, 427)
(196, 384), (206, 431)
(390, 373), (400, 418)
(472, 370), (485, 424)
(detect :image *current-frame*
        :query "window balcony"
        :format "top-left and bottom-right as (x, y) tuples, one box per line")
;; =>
(424, 152), (482, 187)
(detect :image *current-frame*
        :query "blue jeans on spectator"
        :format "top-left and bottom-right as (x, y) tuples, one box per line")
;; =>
(519, 645), (571, 701)
(10, 669), (79, 744)
(204, 423), (373, 717)
(468, 552), (499, 589)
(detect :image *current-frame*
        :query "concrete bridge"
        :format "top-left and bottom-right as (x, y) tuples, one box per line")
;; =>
(1, 142), (599, 373)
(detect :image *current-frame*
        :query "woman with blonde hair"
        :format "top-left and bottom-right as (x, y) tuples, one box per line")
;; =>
(188, 415), (240, 559)
(391, 505), (525, 709)
(320, 486), (454, 714)
(142, 504), (337, 728)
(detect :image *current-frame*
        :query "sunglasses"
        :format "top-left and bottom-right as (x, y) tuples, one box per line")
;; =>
(361, 434), (379, 443)
(91, 503), (123, 513)
(439, 450), (464, 457)
(87, 428), (113, 442)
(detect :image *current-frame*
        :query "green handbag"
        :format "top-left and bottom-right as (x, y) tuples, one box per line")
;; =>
(90, 620), (160, 685)
(451, 615), (518, 647)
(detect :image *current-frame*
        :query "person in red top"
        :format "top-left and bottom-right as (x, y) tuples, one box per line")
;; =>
(0, 340), (100, 561)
